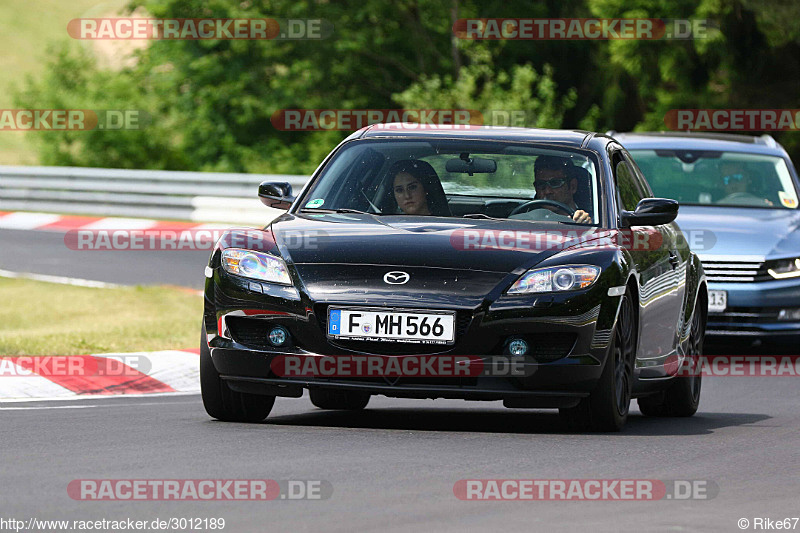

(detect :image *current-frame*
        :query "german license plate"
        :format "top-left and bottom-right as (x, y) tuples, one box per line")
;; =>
(708, 290), (727, 313)
(327, 307), (456, 344)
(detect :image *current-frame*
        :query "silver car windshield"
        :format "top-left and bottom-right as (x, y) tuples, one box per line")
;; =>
(629, 150), (800, 210)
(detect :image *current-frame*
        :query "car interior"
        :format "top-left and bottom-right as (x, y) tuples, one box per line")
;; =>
(312, 144), (598, 223)
(632, 150), (797, 207)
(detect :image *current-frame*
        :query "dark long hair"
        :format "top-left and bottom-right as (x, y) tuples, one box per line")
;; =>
(387, 160), (451, 216)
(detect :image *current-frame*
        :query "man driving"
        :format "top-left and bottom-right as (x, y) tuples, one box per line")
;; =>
(533, 155), (592, 223)
(717, 160), (772, 206)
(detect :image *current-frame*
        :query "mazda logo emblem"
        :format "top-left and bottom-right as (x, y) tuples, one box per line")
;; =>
(383, 271), (410, 285)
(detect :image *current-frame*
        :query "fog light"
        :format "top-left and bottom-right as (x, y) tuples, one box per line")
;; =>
(778, 308), (800, 321)
(508, 338), (529, 356)
(268, 326), (289, 346)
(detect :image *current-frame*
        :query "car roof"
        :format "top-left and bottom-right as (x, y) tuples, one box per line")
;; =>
(349, 123), (600, 147)
(609, 131), (789, 157)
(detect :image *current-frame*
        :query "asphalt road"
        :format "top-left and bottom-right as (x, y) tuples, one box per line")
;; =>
(3, 226), (799, 531)
(0, 228), (209, 289)
(2, 371), (799, 533)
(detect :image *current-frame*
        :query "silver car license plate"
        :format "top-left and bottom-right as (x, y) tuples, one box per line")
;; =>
(708, 290), (727, 313)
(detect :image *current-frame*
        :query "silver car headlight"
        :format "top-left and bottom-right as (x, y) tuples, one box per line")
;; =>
(508, 265), (601, 294)
(221, 248), (292, 285)
(767, 258), (800, 280)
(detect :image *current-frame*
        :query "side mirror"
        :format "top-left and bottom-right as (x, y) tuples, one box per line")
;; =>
(620, 198), (679, 227)
(258, 181), (294, 210)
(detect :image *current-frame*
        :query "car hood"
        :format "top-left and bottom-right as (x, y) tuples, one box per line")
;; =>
(270, 212), (607, 273)
(676, 206), (800, 259)
(265, 213), (610, 307)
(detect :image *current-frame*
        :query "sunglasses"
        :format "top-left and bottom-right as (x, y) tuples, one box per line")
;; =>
(723, 173), (745, 185)
(534, 178), (568, 190)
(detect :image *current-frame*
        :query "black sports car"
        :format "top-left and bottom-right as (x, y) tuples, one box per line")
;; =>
(201, 125), (707, 431)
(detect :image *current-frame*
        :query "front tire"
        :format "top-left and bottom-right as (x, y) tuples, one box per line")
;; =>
(310, 389), (370, 410)
(560, 291), (635, 432)
(638, 307), (703, 417)
(200, 325), (275, 422)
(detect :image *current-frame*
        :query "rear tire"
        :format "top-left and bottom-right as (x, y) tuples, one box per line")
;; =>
(560, 291), (635, 432)
(638, 307), (703, 417)
(310, 389), (370, 410)
(200, 325), (275, 422)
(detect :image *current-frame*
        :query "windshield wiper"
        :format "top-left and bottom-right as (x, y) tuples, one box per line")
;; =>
(553, 219), (596, 226)
(334, 208), (372, 215)
(462, 213), (502, 220)
(461, 212), (595, 225)
(300, 208), (378, 215)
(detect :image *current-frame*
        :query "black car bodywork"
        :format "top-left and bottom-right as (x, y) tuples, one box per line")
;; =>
(201, 125), (708, 431)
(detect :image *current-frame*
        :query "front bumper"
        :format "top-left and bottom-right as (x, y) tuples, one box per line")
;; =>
(204, 268), (625, 406)
(210, 346), (604, 408)
(706, 278), (800, 338)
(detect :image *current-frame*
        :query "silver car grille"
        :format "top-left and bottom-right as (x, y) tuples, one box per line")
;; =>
(699, 255), (768, 283)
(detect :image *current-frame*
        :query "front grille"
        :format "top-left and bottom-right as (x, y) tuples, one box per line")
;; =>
(707, 307), (781, 324)
(700, 257), (770, 283)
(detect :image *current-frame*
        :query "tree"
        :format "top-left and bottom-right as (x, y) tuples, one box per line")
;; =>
(393, 50), (583, 129)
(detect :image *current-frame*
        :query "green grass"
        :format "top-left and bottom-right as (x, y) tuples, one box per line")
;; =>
(0, 277), (203, 355)
(0, 0), (130, 165)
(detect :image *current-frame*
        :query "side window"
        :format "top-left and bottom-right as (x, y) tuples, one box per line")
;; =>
(622, 150), (654, 198)
(611, 149), (645, 211)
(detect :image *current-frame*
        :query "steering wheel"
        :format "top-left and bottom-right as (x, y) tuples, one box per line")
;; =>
(509, 199), (575, 218)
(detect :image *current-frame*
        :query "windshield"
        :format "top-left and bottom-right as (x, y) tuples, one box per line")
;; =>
(298, 140), (601, 225)
(628, 150), (800, 210)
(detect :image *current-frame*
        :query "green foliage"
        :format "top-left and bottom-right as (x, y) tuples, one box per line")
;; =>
(13, 0), (800, 171)
(15, 43), (188, 169)
(393, 52), (578, 129)
(587, 0), (800, 153)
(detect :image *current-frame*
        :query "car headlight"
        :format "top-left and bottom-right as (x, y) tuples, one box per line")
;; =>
(221, 248), (292, 285)
(507, 265), (601, 294)
(767, 258), (800, 280)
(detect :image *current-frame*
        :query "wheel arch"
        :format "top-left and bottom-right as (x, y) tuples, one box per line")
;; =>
(686, 252), (709, 335)
(624, 272), (641, 360)
(696, 280), (709, 332)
